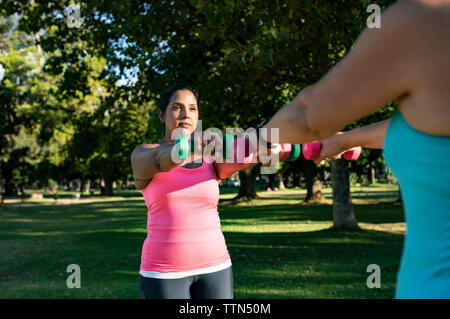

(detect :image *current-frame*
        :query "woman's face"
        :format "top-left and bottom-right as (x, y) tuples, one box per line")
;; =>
(159, 89), (199, 139)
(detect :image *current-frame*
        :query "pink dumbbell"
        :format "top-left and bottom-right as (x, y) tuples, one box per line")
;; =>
(303, 141), (361, 161)
(231, 137), (254, 164)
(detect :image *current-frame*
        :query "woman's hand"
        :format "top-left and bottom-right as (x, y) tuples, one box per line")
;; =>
(313, 132), (347, 165)
(191, 131), (221, 160)
(259, 143), (283, 167)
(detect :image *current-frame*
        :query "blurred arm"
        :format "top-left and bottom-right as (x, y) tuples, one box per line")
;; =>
(263, 1), (420, 144)
(341, 119), (391, 150)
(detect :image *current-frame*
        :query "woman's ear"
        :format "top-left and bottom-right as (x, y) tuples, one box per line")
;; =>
(157, 109), (165, 123)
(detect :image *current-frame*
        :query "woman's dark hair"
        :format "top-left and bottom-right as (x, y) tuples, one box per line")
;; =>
(159, 84), (199, 113)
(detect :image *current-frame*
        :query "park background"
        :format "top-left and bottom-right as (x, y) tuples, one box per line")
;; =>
(0, 0), (404, 298)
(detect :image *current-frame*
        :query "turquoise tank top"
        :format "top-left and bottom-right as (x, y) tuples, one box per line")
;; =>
(383, 108), (450, 298)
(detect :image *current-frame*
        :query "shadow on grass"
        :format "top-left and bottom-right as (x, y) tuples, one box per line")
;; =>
(218, 202), (404, 225)
(254, 190), (400, 202)
(225, 227), (402, 298)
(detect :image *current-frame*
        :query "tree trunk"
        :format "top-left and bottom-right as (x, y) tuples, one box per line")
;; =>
(0, 193), (5, 208)
(387, 166), (392, 184)
(81, 179), (90, 194)
(282, 171), (290, 187)
(299, 157), (323, 202)
(277, 172), (286, 190)
(292, 172), (300, 188)
(236, 167), (258, 200)
(102, 176), (114, 196)
(369, 162), (376, 184)
(330, 159), (359, 229)
(268, 174), (275, 189)
(4, 180), (17, 196)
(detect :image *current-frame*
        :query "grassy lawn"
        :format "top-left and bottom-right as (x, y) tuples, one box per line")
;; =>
(0, 183), (404, 299)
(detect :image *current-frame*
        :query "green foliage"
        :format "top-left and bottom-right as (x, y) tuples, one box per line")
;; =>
(1, 0), (397, 191)
(0, 15), (62, 194)
(65, 91), (155, 183)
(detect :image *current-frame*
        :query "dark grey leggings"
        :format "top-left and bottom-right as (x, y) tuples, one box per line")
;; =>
(139, 267), (233, 299)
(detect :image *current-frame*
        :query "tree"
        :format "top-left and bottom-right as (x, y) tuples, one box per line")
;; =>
(0, 15), (63, 197)
(2, 2), (164, 195)
(5, 0), (396, 207)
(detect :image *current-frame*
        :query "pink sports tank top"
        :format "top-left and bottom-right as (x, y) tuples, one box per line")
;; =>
(140, 154), (231, 273)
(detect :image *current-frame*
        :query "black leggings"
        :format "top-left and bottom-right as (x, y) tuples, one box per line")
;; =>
(139, 267), (233, 299)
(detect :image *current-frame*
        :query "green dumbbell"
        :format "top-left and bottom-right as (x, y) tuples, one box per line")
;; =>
(174, 134), (189, 161)
(281, 143), (301, 162)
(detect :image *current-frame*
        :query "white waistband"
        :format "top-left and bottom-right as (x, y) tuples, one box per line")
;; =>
(139, 260), (232, 279)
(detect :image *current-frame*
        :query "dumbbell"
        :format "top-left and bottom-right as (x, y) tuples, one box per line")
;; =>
(253, 117), (301, 163)
(279, 143), (301, 162)
(174, 134), (235, 161)
(174, 133), (302, 163)
(303, 141), (362, 161)
(231, 137), (301, 164)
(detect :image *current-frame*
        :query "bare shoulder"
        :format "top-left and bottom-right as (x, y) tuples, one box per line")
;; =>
(386, 0), (450, 67)
(131, 143), (160, 160)
(414, 0), (450, 7)
(363, 0), (450, 40)
(131, 143), (161, 190)
(398, 0), (450, 135)
(392, 0), (450, 31)
(134, 143), (160, 151)
(394, 0), (450, 13)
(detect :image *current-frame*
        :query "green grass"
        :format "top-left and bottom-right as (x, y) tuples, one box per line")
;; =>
(0, 183), (404, 298)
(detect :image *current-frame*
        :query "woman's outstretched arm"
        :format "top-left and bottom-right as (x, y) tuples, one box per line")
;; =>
(262, 0), (427, 144)
(312, 119), (391, 165)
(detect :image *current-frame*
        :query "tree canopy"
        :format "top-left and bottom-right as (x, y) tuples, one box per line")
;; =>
(1, 0), (396, 198)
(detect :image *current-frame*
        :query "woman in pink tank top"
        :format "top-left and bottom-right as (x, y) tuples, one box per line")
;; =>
(131, 84), (265, 299)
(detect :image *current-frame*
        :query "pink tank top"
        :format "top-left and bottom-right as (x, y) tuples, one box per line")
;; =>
(140, 155), (231, 273)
